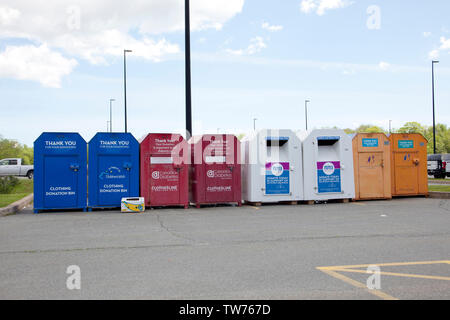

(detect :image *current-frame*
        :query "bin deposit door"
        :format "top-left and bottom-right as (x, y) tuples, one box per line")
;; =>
(204, 157), (235, 203)
(44, 155), (78, 208)
(394, 151), (419, 195)
(358, 152), (384, 198)
(97, 155), (131, 206)
(149, 157), (181, 205)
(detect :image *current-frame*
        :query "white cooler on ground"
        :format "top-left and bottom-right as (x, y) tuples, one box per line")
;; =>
(121, 197), (145, 213)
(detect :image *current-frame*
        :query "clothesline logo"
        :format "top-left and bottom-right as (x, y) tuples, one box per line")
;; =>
(152, 171), (160, 180)
(207, 170), (215, 178)
(322, 162), (335, 176)
(99, 167), (121, 180)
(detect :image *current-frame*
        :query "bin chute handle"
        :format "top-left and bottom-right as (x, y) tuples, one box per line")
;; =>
(123, 162), (132, 171)
(413, 159), (420, 166)
(70, 163), (80, 172)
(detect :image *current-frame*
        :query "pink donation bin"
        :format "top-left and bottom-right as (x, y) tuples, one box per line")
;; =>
(189, 134), (241, 208)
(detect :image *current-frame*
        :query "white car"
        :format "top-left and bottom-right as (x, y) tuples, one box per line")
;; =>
(0, 158), (34, 179)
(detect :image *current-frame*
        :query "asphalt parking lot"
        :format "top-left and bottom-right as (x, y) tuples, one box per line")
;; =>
(0, 198), (449, 300)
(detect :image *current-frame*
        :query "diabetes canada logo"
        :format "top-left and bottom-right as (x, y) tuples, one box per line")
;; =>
(322, 162), (335, 175)
(152, 171), (160, 179)
(207, 170), (215, 178)
(271, 163), (284, 177)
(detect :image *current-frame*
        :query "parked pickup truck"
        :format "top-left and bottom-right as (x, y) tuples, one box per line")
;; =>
(443, 154), (450, 178)
(0, 158), (34, 179)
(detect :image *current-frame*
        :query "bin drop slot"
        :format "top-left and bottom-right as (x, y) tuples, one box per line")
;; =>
(317, 136), (340, 146)
(266, 137), (289, 147)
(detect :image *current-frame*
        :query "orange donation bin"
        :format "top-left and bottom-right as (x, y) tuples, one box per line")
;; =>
(352, 133), (391, 200)
(389, 133), (428, 197)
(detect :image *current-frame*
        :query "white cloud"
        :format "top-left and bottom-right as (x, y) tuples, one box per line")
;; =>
(226, 37), (267, 56)
(300, 0), (352, 16)
(262, 22), (283, 32)
(429, 49), (439, 60)
(428, 36), (450, 60)
(0, 45), (77, 88)
(423, 32), (432, 38)
(0, 0), (244, 85)
(378, 61), (390, 71)
(0, 6), (20, 25)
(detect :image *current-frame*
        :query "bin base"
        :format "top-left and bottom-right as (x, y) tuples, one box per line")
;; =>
(301, 198), (352, 205)
(145, 204), (189, 210)
(32, 208), (87, 214)
(245, 201), (299, 206)
(193, 202), (241, 209)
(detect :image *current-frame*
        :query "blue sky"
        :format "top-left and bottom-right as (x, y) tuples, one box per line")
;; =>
(0, 0), (449, 146)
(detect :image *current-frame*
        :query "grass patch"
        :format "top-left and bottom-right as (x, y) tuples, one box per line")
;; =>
(429, 185), (450, 192)
(0, 179), (33, 208)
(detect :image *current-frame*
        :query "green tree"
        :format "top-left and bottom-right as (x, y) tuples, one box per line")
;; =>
(397, 122), (427, 135)
(354, 124), (386, 133)
(0, 136), (34, 164)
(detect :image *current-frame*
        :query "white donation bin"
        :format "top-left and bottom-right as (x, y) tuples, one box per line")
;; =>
(300, 129), (355, 201)
(241, 129), (303, 203)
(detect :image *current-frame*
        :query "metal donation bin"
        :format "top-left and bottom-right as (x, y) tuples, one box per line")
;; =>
(301, 129), (355, 202)
(389, 133), (428, 197)
(241, 129), (303, 204)
(140, 133), (189, 208)
(34, 132), (87, 213)
(189, 134), (241, 207)
(352, 133), (392, 200)
(88, 133), (139, 209)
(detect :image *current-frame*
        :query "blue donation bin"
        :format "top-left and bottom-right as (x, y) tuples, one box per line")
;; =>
(34, 132), (87, 213)
(88, 133), (139, 209)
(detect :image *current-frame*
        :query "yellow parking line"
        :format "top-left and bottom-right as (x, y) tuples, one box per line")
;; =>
(332, 268), (450, 281)
(318, 268), (398, 300)
(318, 260), (450, 300)
(318, 260), (450, 270)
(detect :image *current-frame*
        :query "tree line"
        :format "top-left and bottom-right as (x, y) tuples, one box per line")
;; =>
(1, 122), (449, 163)
(0, 136), (34, 165)
(343, 122), (450, 154)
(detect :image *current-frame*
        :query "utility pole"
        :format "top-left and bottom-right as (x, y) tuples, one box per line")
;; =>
(432, 60), (439, 154)
(185, 0), (192, 139)
(109, 99), (115, 133)
(123, 49), (132, 133)
(305, 100), (310, 131)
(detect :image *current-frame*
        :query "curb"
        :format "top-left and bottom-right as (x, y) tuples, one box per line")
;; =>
(0, 194), (34, 217)
(428, 192), (450, 199)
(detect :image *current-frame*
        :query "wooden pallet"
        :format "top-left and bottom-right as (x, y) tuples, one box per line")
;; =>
(245, 201), (299, 207)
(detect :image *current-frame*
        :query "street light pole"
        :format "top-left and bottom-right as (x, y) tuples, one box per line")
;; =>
(253, 118), (257, 131)
(305, 100), (310, 131)
(432, 60), (439, 154)
(109, 99), (115, 133)
(185, 0), (192, 139)
(123, 49), (132, 133)
(389, 120), (392, 134)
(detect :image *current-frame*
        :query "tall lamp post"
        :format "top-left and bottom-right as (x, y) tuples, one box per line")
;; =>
(432, 60), (439, 154)
(109, 99), (115, 133)
(185, 0), (192, 139)
(253, 118), (257, 131)
(305, 100), (310, 131)
(123, 49), (132, 133)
